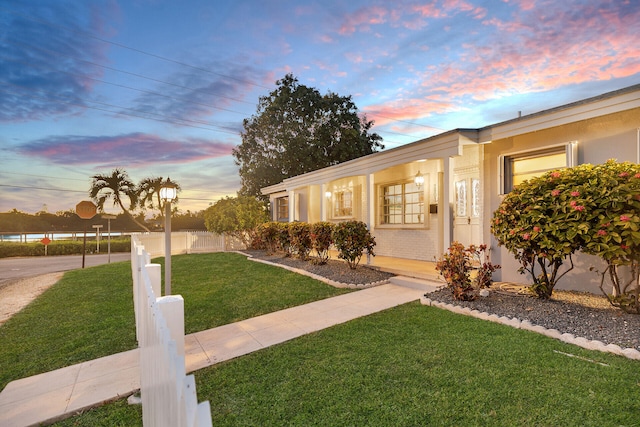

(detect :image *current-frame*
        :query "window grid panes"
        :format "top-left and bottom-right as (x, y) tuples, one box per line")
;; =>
(381, 183), (424, 225)
(276, 197), (288, 222)
(333, 191), (353, 217)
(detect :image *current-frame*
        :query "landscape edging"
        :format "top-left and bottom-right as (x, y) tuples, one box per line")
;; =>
(421, 296), (640, 361)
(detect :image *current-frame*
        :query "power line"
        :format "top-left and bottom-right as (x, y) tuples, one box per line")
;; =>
(0, 83), (242, 135)
(0, 5), (270, 91)
(1, 7), (447, 135)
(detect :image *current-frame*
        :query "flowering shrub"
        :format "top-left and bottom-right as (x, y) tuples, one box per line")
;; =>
(289, 222), (312, 260)
(435, 242), (500, 301)
(310, 222), (334, 265)
(492, 160), (640, 311)
(332, 221), (376, 269)
(578, 161), (640, 314)
(491, 165), (593, 298)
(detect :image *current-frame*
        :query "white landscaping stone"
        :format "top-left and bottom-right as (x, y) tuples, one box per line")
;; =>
(605, 343), (624, 356)
(560, 333), (575, 344)
(544, 329), (563, 340)
(622, 348), (640, 360)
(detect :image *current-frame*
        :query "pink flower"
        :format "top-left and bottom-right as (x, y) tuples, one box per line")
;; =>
(570, 191), (580, 197)
(620, 215), (631, 222)
(597, 230), (607, 236)
(523, 233), (531, 240)
(600, 222), (611, 228)
(621, 244), (629, 250)
(570, 200), (577, 207)
(550, 171), (561, 178)
(574, 205), (585, 212)
(551, 189), (561, 197)
(509, 230), (516, 235)
(619, 172), (629, 178)
(533, 226), (541, 232)
(635, 173), (640, 179)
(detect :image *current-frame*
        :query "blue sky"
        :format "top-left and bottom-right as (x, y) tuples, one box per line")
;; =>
(1, 0), (639, 215)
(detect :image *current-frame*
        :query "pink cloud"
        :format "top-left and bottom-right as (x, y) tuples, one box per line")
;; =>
(338, 6), (389, 35)
(19, 133), (236, 167)
(416, 1), (640, 103)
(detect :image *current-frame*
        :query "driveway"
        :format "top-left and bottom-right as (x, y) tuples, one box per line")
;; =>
(0, 253), (132, 286)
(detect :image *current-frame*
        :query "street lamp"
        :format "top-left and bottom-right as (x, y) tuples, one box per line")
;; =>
(160, 179), (177, 295)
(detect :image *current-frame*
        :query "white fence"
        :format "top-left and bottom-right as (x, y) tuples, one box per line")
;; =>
(131, 236), (212, 427)
(134, 231), (244, 257)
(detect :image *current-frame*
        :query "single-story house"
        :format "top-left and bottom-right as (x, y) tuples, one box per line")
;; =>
(261, 84), (640, 293)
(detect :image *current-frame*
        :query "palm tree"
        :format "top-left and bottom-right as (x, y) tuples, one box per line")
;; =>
(89, 168), (150, 232)
(138, 176), (181, 221)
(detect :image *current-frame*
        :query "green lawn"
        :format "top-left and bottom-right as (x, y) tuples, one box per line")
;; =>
(55, 302), (640, 426)
(3, 252), (639, 426)
(0, 252), (351, 390)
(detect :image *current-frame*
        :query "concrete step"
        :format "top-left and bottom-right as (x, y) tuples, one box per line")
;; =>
(389, 276), (443, 293)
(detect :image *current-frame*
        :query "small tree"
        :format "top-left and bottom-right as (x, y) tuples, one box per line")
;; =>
(333, 221), (376, 269)
(578, 161), (640, 314)
(311, 222), (334, 265)
(204, 196), (268, 248)
(491, 167), (588, 298)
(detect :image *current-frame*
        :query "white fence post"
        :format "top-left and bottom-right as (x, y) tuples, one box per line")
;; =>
(131, 236), (212, 427)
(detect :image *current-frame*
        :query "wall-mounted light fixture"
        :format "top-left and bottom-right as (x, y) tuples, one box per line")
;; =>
(414, 171), (424, 189)
(325, 191), (332, 199)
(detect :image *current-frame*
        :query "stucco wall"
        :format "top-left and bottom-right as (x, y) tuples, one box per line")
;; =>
(483, 108), (640, 293)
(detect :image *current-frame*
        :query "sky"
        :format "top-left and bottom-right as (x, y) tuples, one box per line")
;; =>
(1, 0), (639, 216)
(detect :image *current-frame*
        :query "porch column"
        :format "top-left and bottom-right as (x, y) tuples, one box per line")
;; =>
(320, 183), (328, 221)
(441, 157), (453, 252)
(288, 190), (295, 222)
(365, 173), (375, 230)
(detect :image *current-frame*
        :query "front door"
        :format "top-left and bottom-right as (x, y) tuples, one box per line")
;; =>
(453, 176), (481, 247)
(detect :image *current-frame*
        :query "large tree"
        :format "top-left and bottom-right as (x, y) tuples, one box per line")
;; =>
(90, 168), (150, 232)
(233, 74), (384, 199)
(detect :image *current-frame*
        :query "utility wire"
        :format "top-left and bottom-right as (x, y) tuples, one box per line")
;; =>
(0, 83), (241, 135)
(2, 7), (447, 134)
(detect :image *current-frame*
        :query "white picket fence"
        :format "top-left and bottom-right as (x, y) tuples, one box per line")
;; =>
(134, 231), (244, 257)
(131, 236), (212, 427)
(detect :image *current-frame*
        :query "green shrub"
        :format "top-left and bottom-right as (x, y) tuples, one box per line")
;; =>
(436, 242), (500, 301)
(310, 222), (334, 265)
(256, 222), (279, 254)
(289, 222), (312, 260)
(276, 222), (292, 256)
(333, 221), (375, 269)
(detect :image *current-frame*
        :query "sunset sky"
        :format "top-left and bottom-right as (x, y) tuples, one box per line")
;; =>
(2, 0), (639, 216)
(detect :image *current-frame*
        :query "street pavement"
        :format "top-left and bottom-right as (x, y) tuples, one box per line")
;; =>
(0, 253), (132, 285)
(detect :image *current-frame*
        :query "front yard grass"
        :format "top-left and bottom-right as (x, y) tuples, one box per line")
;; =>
(0, 252), (351, 390)
(55, 302), (640, 426)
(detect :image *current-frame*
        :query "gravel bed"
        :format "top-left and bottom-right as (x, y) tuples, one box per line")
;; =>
(427, 284), (640, 352)
(243, 250), (393, 285)
(243, 250), (639, 352)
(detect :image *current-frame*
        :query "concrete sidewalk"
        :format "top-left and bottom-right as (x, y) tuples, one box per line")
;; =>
(0, 282), (437, 427)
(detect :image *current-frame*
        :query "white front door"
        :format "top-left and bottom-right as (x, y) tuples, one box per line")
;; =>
(453, 176), (481, 247)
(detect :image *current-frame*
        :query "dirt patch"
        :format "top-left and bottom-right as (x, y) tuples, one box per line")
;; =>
(0, 273), (63, 325)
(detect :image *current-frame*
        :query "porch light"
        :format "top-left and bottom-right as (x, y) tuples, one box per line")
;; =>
(160, 178), (177, 296)
(325, 191), (332, 199)
(414, 171), (425, 189)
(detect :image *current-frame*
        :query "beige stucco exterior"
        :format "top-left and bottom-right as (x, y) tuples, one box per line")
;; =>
(262, 85), (640, 293)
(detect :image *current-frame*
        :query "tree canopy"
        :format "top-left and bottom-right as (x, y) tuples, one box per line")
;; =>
(233, 74), (384, 199)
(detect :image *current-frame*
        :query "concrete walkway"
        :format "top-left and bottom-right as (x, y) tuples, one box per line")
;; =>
(0, 282), (437, 427)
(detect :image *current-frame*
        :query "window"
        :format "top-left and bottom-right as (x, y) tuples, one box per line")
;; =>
(276, 197), (288, 222)
(502, 144), (575, 193)
(380, 182), (424, 225)
(333, 190), (353, 217)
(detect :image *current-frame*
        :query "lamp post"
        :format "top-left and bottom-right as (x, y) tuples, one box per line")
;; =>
(160, 179), (177, 295)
